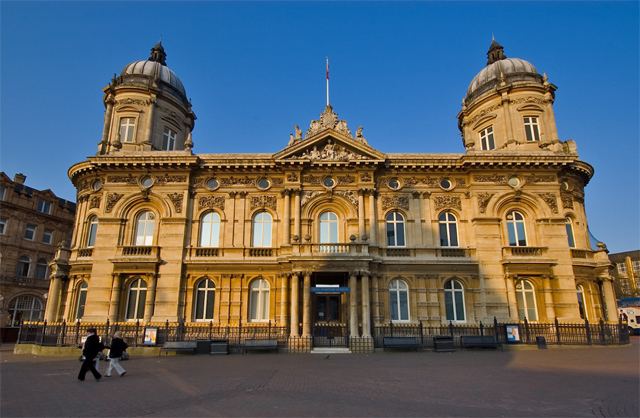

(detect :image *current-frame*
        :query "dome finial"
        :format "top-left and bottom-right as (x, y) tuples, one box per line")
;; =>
(149, 41), (167, 66)
(487, 37), (506, 65)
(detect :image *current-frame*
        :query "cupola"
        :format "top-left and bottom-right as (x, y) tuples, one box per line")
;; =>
(97, 42), (196, 155)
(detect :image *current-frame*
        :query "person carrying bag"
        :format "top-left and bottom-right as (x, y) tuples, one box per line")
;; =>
(105, 331), (128, 377)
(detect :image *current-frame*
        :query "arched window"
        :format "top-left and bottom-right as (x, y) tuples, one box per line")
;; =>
(76, 282), (88, 320)
(438, 212), (459, 247)
(194, 279), (215, 321)
(125, 278), (147, 320)
(199, 212), (221, 247)
(8, 295), (43, 327)
(86, 216), (98, 247)
(389, 279), (410, 321)
(386, 212), (406, 247)
(134, 211), (155, 246)
(506, 210), (528, 247)
(444, 279), (466, 322)
(577, 285), (588, 320)
(319, 211), (339, 252)
(515, 280), (538, 321)
(251, 212), (272, 248)
(16, 255), (31, 277)
(35, 258), (48, 280)
(565, 217), (576, 248)
(249, 278), (270, 322)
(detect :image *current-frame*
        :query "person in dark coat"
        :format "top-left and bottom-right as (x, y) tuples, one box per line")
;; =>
(78, 328), (104, 381)
(105, 331), (128, 377)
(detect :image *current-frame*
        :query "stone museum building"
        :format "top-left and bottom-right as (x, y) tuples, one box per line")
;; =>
(44, 40), (618, 350)
(0, 172), (75, 339)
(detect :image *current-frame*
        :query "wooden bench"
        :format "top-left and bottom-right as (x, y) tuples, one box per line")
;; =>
(161, 341), (197, 355)
(382, 336), (421, 351)
(460, 335), (499, 349)
(243, 339), (278, 354)
(433, 335), (455, 352)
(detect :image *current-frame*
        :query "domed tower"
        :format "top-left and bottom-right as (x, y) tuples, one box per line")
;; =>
(458, 39), (562, 153)
(97, 42), (196, 155)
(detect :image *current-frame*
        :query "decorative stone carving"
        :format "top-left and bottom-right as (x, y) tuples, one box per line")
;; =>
(191, 176), (207, 188)
(560, 191), (574, 209)
(360, 173), (372, 182)
(301, 191), (323, 206)
(289, 140), (368, 162)
(105, 193), (123, 213)
(155, 174), (187, 184)
(335, 190), (359, 210)
(473, 174), (507, 184)
(381, 195), (410, 211)
(107, 175), (138, 184)
(477, 193), (494, 214)
(467, 104), (501, 127)
(337, 175), (355, 184)
(271, 178), (284, 186)
(302, 175), (322, 185)
(166, 193), (183, 213)
(114, 97), (154, 107)
(525, 174), (556, 183)
(198, 195), (225, 210)
(537, 193), (558, 214)
(403, 177), (420, 186)
(220, 176), (255, 187)
(421, 177), (440, 187)
(433, 195), (462, 211)
(286, 173), (299, 182)
(305, 105), (353, 138)
(89, 195), (101, 209)
(511, 96), (547, 106)
(456, 178), (467, 186)
(250, 195), (277, 210)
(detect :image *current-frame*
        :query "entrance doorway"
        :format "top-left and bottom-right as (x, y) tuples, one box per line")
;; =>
(311, 273), (349, 347)
(315, 294), (340, 322)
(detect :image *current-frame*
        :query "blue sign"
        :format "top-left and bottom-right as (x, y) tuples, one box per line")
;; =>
(311, 287), (350, 293)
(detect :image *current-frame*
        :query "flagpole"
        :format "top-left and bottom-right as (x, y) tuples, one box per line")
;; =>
(326, 57), (330, 106)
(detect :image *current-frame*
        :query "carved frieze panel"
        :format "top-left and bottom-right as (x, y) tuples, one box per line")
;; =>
(337, 175), (355, 184)
(403, 177), (420, 186)
(220, 176), (255, 187)
(510, 96), (547, 106)
(537, 193), (558, 214)
(155, 174), (187, 184)
(433, 194), (462, 211)
(107, 175), (138, 184)
(301, 191), (323, 206)
(191, 176), (207, 188)
(560, 191), (574, 209)
(89, 195), (101, 209)
(105, 193), (124, 213)
(421, 177), (440, 187)
(477, 193), (494, 214)
(381, 195), (411, 211)
(467, 104), (501, 127)
(302, 175), (322, 185)
(271, 178), (284, 186)
(525, 174), (556, 183)
(473, 174), (507, 184)
(114, 97), (154, 107)
(286, 173), (299, 182)
(335, 190), (359, 210)
(250, 195), (277, 211)
(198, 195), (225, 210)
(287, 140), (368, 161)
(360, 173), (372, 182)
(166, 193), (184, 213)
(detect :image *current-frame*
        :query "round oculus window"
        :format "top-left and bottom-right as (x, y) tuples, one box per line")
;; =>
(439, 178), (453, 190)
(561, 181), (571, 191)
(206, 178), (220, 190)
(256, 177), (271, 190)
(508, 176), (521, 188)
(140, 176), (154, 189)
(91, 179), (103, 191)
(323, 177), (336, 189)
(388, 178), (401, 190)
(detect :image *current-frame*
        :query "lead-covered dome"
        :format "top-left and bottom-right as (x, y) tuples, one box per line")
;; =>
(465, 40), (542, 102)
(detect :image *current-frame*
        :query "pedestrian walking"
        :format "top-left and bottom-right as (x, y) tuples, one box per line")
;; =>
(77, 327), (104, 381)
(105, 331), (128, 377)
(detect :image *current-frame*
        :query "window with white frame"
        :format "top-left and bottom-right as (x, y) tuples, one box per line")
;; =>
(24, 224), (37, 240)
(479, 126), (495, 150)
(523, 116), (540, 141)
(506, 210), (528, 246)
(8, 295), (43, 327)
(86, 216), (98, 247)
(43, 229), (54, 245)
(249, 278), (270, 322)
(438, 211), (459, 247)
(16, 255), (31, 277)
(119, 117), (136, 143)
(565, 217), (575, 248)
(251, 212), (272, 248)
(37, 199), (52, 214)
(194, 279), (215, 321)
(444, 279), (466, 322)
(76, 281), (88, 320)
(515, 280), (538, 321)
(162, 127), (177, 150)
(199, 212), (221, 247)
(134, 211), (155, 246)
(385, 212), (406, 247)
(35, 258), (48, 280)
(125, 278), (147, 320)
(319, 212), (339, 252)
(0, 218), (6, 235)
(576, 285), (588, 320)
(389, 279), (410, 321)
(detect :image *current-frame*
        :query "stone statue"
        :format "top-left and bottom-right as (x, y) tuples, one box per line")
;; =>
(295, 125), (302, 140)
(288, 133), (295, 146)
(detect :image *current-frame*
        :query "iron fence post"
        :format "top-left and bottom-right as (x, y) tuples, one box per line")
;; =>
(585, 318), (592, 345)
(554, 317), (561, 344)
(599, 319), (605, 344)
(16, 320), (23, 344)
(165, 319), (170, 343)
(449, 321), (454, 338)
(41, 320), (47, 345)
(268, 320), (272, 339)
(75, 320), (80, 346)
(105, 319), (110, 344)
(60, 320), (67, 346)
(419, 320), (424, 345)
(524, 317), (530, 343)
(390, 321), (394, 337)
(493, 316), (499, 343)
(479, 321), (484, 337)
(135, 320), (140, 347)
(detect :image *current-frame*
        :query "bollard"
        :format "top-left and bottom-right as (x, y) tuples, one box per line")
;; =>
(535, 336), (547, 349)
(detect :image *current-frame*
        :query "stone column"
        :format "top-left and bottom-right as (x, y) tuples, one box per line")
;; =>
(293, 191), (301, 241)
(361, 273), (371, 337)
(600, 278), (618, 322)
(144, 274), (157, 323)
(358, 191), (366, 240)
(290, 273), (300, 336)
(542, 276), (556, 321)
(108, 274), (122, 322)
(228, 192), (237, 247)
(143, 99), (156, 147)
(349, 273), (359, 338)
(368, 192), (377, 245)
(280, 274), (288, 327)
(501, 93), (514, 141)
(283, 190), (291, 245)
(44, 276), (63, 323)
(99, 99), (114, 153)
(505, 276), (519, 321)
(371, 274), (381, 324)
(302, 272), (311, 337)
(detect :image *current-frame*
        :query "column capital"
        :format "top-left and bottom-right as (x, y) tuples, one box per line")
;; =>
(228, 191), (237, 198)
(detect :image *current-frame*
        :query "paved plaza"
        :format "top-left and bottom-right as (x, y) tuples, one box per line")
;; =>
(1, 339), (639, 418)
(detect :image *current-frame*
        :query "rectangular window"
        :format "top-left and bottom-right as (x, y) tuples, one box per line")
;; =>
(479, 126), (495, 150)
(119, 117), (136, 143)
(0, 184), (5, 200)
(0, 218), (6, 235)
(524, 116), (540, 141)
(37, 199), (52, 214)
(617, 263), (626, 274)
(162, 127), (177, 150)
(24, 224), (37, 240)
(43, 229), (54, 245)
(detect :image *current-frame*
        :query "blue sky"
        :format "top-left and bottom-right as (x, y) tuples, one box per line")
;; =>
(1, 1), (638, 252)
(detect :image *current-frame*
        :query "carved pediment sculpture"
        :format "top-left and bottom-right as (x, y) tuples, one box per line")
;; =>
(287, 139), (369, 162)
